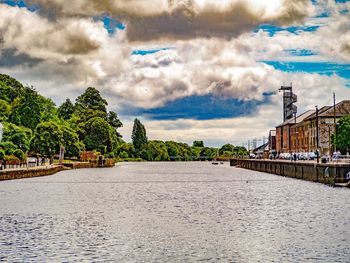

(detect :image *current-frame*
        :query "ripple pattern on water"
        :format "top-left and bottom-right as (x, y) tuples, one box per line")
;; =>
(0, 162), (349, 262)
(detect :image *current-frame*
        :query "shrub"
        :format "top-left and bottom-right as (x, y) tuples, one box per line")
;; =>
(0, 149), (5, 160)
(13, 149), (25, 161)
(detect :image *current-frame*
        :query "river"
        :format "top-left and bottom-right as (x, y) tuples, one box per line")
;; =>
(0, 162), (349, 262)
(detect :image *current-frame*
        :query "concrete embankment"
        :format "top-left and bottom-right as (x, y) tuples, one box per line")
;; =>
(0, 159), (116, 181)
(230, 159), (350, 186)
(0, 166), (65, 181)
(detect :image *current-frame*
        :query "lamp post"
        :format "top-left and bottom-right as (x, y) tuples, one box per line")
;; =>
(316, 105), (319, 164)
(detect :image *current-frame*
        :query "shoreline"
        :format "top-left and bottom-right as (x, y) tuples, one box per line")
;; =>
(0, 160), (116, 181)
(231, 158), (350, 187)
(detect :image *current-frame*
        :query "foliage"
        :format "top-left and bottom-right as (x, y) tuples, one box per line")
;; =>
(108, 111), (123, 129)
(0, 99), (10, 121)
(114, 143), (136, 159)
(193, 140), (204, 147)
(334, 115), (350, 151)
(13, 149), (25, 161)
(30, 122), (63, 157)
(58, 98), (75, 120)
(144, 141), (170, 161)
(0, 149), (5, 160)
(200, 147), (218, 159)
(219, 144), (248, 157)
(76, 87), (108, 113)
(132, 118), (148, 151)
(61, 125), (85, 157)
(83, 117), (118, 153)
(4, 155), (19, 161)
(2, 123), (32, 152)
(0, 141), (17, 155)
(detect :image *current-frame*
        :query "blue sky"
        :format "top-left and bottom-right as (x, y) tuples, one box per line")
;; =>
(0, 0), (349, 145)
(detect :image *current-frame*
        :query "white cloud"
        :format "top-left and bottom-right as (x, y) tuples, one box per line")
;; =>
(0, 2), (349, 147)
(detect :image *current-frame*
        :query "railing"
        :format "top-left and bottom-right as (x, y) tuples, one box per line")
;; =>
(331, 155), (350, 164)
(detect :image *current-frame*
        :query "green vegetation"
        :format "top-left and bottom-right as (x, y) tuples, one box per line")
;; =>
(334, 115), (350, 151)
(0, 73), (248, 162)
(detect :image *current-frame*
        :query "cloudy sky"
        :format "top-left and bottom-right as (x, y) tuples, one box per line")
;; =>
(0, 0), (349, 147)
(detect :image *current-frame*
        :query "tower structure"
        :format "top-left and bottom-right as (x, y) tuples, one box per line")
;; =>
(279, 84), (297, 122)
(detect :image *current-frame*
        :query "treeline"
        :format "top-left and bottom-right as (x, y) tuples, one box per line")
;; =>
(0, 74), (248, 162)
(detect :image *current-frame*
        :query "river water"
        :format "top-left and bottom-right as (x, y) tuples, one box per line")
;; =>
(0, 162), (349, 262)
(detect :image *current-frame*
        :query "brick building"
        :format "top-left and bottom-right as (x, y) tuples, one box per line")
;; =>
(276, 110), (315, 153)
(276, 100), (350, 155)
(303, 100), (350, 155)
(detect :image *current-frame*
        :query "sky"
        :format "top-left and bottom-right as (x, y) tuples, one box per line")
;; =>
(0, 0), (349, 147)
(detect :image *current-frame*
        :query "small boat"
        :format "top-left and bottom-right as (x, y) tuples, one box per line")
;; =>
(212, 161), (219, 165)
(220, 162), (224, 164)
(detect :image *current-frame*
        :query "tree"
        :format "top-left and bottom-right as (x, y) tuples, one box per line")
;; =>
(0, 141), (17, 155)
(114, 143), (136, 159)
(132, 118), (148, 151)
(0, 149), (5, 161)
(219, 144), (234, 156)
(334, 115), (350, 151)
(75, 87), (108, 113)
(107, 111), (123, 138)
(60, 125), (85, 158)
(145, 141), (170, 161)
(108, 111), (123, 129)
(30, 122), (63, 158)
(13, 149), (25, 161)
(58, 98), (75, 120)
(9, 87), (56, 130)
(2, 123), (32, 152)
(83, 117), (116, 153)
(0, 99), (10, 121)
(193, 141), (204, 147)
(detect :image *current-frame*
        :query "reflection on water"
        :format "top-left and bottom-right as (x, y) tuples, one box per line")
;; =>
(0, 162), (349, 262)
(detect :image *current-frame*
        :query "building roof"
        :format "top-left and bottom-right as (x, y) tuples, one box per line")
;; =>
(304, 106), (331, 120)
(276, 110), (315, 128)
(304, 100), (350, 120)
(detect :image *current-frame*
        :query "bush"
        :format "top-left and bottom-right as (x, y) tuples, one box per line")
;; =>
(0, 141), (17, 155)
(5, 154), (19, 161)
(13, 149), (25, 161)
(0, 149), (5, 160)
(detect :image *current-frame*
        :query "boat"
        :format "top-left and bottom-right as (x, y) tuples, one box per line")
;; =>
(212, 161), (219, 165)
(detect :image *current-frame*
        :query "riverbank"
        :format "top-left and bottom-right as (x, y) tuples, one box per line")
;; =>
(231, 159), (350, 187)
(0, 159), (116, 181)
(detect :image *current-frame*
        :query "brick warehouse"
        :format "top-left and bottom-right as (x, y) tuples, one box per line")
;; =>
(276, 100), (350, 155)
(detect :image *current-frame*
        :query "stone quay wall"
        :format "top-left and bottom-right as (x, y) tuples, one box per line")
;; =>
(0, 159), (116, 181)
(230, 159), (350, 185)
(0, 166), (65, 181)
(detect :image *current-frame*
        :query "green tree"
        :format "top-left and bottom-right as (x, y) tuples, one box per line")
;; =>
(84, 117), (116, 153)
(13, 149), (25, 161)
(61, 125), (85, 158)
(145, 141), (170, 161)
(0, 74), (25, 102)
(30, 122), (63, 158)
(10, 87), (56, 130)
(0, 141), (17, 155)
(132, 118), (148, 151)
(75, 87), (108, 113)
(334, 115), (350, 151)
(0, 149), (5, 161)
(58, 98), (75, 120)
(108, 111), (123, 129)
(0, 99), (10, 121)
(193, 141), (204, 147)
(2, 123), (32, 152)
(219, 144), (234, 155)
(115, 143), (136, 158)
